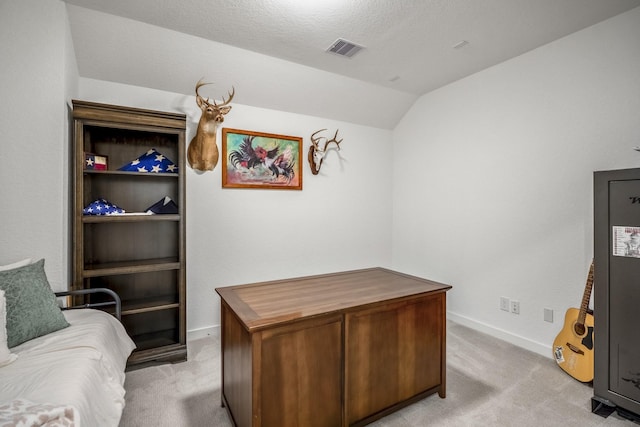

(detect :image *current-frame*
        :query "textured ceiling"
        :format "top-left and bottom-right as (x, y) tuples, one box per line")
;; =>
(62, 0), (640, 128)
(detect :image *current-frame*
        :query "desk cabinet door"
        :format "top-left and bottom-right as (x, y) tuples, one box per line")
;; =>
(259, 316), (343, 427)
(346, 294), (444, 425)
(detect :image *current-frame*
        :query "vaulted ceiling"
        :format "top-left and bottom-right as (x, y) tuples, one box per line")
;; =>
(63, 0), (640, 129)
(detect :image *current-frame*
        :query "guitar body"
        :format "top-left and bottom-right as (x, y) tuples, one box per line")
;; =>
(553, 307), (594, 382)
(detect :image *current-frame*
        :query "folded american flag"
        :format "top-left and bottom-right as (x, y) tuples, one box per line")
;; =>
(118, 148), (178, 173)
(83, 199), (125, 215)
(145, 196), (178, 214)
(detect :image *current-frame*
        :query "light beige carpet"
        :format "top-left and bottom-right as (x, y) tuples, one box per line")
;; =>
(118, 321), (637, 426)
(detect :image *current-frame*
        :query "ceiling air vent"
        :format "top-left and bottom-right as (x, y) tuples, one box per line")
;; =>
(326, 38), (364, 58)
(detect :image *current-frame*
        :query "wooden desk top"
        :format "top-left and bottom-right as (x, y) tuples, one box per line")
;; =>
(216, 267), (451, 331)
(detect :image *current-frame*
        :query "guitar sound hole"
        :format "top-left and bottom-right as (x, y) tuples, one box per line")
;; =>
(574, 323), (586, 336)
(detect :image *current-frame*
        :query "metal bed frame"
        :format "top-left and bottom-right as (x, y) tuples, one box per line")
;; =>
(54, 288), (122, 320)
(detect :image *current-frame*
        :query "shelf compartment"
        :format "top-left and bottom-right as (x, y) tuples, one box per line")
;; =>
(122, 309), (180, 350)
(82, 257), (180, 277)
(83, 221), (179, 265)
(83, 270), (180, 305)
(81, 125), (180, 171)
(83, 173), (179, 213)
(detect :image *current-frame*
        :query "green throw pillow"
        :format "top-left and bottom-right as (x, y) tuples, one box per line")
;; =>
(0, 259), (69, 348)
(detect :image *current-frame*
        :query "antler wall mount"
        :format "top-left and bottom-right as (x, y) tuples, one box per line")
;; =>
(308, 129), (342, 175)
(187, 79), (235, 171)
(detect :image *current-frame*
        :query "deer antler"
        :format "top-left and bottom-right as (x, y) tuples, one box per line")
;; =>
(326, 129), (342, 150)
(195, 79), (235, 108)
(213, 87), (235, 107)
(310, 129), (327, 149)
(195, 79), (211, 108)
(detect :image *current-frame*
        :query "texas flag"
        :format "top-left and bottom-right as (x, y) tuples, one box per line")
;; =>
(85, 153), (108, 170)
(118, 148), (178, 173)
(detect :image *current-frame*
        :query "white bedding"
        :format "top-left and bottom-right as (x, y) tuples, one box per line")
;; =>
(0, 309), (135, 427)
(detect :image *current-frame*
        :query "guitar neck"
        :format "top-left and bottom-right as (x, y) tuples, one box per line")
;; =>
(577, 261), (594, 326)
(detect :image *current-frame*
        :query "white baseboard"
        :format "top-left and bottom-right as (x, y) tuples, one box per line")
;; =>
(187, 325), (220, 341)
(447, 311), (552, 359)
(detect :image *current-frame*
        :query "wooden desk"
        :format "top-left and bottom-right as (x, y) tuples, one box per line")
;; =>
(216, 267), (451, 427)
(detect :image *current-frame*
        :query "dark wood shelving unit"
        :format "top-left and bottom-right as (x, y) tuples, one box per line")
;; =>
(72, 100), (187, 367)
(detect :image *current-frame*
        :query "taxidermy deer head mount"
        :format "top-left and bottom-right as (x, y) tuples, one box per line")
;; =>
(308, 129), (342, 175)
(187, 79), (235, 171)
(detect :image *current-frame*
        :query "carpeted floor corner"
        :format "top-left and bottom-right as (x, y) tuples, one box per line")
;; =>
(118, 321), (637, 426)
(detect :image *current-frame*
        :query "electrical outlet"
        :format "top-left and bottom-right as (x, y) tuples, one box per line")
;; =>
(510, 300), (520, 314)
(500, 297), (510, 312)
(544, 308), (553, 323)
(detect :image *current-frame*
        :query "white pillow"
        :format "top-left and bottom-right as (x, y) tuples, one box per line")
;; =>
(0, 258), (32, 272)
(0, 289), (18, 367)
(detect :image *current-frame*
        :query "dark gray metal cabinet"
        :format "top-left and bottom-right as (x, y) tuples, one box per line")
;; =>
(593, 168), (640, 422)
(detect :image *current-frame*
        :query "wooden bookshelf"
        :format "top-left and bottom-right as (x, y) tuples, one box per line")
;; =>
(72, 100), (187, 366)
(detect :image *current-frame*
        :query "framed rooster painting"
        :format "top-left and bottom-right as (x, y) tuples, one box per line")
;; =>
(222, 128), (303, 190)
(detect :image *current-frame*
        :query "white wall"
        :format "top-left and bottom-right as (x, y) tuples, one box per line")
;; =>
(78, 78), (393, 337)
(0, 0), (77, 290)
(0, 0), (391, 339)
(4, 0), (639, 356)
(392, 7), (640, 356)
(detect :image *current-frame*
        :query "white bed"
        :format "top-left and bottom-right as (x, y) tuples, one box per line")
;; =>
(0, 309), (135, 427)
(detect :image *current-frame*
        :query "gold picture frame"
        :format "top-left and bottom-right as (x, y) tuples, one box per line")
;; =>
(222, 128), (303, 190)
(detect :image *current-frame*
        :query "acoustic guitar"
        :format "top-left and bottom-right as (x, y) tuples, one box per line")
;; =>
(552, 261), (595, 382)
